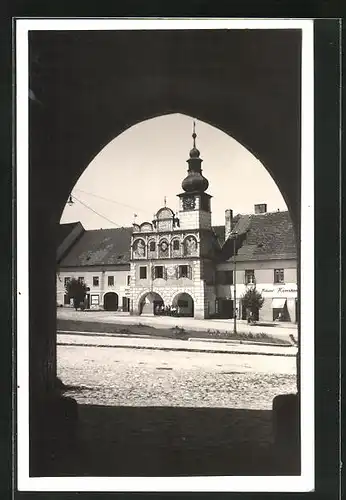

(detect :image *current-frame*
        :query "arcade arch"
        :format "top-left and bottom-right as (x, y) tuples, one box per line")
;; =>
(139, 291), (164, 316)
(172, 292), (194, 317)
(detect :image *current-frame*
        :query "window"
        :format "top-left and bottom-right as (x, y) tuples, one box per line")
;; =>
(149, 241), (156, 252)
(78, 277), (84, 283)
(173, 239), (180, 251)
(245, 269), (255, 285)
(64, 277), (71, 287)
(178, 265), (191, 279)
(127, 275), (131, 286)
(274, 268), (285, 283)
(154, 266), (164, 279)
(139, 266), (147, 279)
(108, 276), (114, 286)
(93, 276), (99, 287)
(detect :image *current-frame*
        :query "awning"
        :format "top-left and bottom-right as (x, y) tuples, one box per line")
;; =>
(272, 298), (286, 308)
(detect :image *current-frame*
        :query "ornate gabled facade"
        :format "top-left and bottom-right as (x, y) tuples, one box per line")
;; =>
(129, 123), (219, 318)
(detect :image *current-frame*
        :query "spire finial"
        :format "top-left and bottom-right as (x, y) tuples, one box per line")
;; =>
(164, 196), (167, 207)
(192, 120), (197, 148)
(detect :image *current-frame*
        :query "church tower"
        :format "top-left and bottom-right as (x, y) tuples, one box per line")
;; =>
(177, 121), (212, 230)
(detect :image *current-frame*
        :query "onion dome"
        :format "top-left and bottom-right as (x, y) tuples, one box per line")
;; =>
(182, 171), (209, 192)
(189, 147), (200, 158)
(181, 121), (209, 193)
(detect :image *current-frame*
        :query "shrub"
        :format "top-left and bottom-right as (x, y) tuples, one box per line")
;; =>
(241, 287), (265, 318)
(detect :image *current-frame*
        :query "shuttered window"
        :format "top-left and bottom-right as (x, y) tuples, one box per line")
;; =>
(154, 266), (164, 279)
(178, 265), (192, 279)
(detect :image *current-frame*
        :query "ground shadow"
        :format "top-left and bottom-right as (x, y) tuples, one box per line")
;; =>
(31, 405), (300, 477)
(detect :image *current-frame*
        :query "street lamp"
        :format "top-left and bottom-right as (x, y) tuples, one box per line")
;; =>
(233, 231), (238, 334)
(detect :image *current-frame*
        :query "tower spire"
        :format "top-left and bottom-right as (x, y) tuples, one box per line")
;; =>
(181, 120), (209, 193)
(192, 120), (197, 148)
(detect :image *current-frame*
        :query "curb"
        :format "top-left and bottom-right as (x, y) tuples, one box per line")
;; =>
(57, 340), (297, 358)
(58, 330), (153, 340)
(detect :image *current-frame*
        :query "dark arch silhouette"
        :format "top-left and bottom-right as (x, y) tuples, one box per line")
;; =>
(103, 292), (119, 311)
(28, 29), (301, 475)
(30, 29), (301, 231)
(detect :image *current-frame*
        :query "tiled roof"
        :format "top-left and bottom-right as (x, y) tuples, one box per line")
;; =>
(58, 211), (296, 267)
(59, 227), (133, 267)
(221, 211), (296, 262)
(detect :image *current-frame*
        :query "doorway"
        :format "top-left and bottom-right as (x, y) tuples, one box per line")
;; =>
(103, 292), (119, 311)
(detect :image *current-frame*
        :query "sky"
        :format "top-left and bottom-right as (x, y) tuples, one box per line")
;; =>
(60, 113), (287, 230)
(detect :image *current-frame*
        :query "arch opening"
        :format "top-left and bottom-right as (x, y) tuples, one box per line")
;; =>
(172, 292), (194, 318)
(103, 292), (119, 311)
(139, 291), (164, 316)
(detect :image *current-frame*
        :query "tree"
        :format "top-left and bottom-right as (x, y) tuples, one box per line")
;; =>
(241, 287), (264, 321)
(65, 278), (88, 311)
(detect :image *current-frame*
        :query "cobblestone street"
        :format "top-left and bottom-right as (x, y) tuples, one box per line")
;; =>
(53, 343), (298, 476)
(58, 343), (296, 410)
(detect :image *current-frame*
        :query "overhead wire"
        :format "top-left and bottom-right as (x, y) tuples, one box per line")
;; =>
(71, 195), (124, 228)
(74, 188), (152, 216)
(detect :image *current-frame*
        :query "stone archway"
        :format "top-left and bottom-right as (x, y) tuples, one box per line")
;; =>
(172, 292), (194, 317)
(27, 28), (302, 474)
(139, 291), (164, 316)
(103, 292), (119, 311)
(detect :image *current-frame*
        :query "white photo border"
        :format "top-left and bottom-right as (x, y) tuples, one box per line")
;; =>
(16, 17), (314, 493)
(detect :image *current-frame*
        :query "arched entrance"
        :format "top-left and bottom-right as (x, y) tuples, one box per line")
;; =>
(139, 292), (164, 316)
(172, 293), (194, 317)
(103, 292), (119, 311)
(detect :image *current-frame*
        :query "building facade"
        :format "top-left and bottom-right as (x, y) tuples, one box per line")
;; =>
(129, 125), (220, 319)
(57, 126), (297, 322)
(57, 227), (133, 311)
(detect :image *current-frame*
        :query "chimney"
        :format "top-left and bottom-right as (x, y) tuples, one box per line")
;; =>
(225, 209), (233, 240)
(254, 203), (267, 214)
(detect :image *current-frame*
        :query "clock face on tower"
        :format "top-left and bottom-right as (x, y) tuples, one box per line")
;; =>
(183, 196), (196, 210)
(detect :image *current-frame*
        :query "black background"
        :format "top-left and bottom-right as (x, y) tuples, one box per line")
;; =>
(0, 7), (341, 500)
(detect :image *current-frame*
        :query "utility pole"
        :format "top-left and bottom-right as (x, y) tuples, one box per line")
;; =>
(233, 232), (238, 334)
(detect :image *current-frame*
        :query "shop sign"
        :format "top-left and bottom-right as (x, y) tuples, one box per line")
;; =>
(259, 286), (297, 297)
